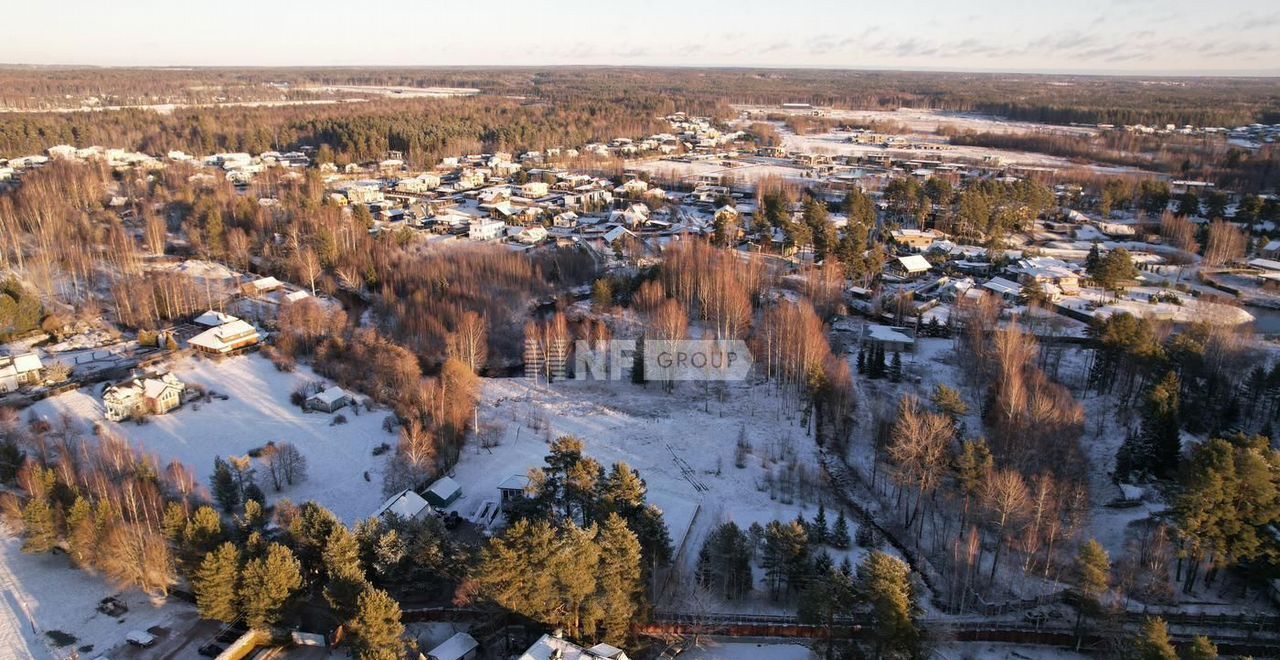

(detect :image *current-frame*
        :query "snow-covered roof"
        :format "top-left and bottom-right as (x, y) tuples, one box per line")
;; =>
(895, 254), (932, 273)
(865, 325), (915, 345)
(1248, 257), (1280, 272)
(983, 277), (1023, 297)
(194, 310), (238, 327)
(426, 476), (461, 501)
(497, 474), (531, 491)
(3, 352), (43, 373)
(284, 290), (311, 303)
(519, 634), (630, 660)
(373, 488), (431, 521)
(427, 632), (479, 660)
(188, 319), (260, 352)
(307, 386), (349, 407)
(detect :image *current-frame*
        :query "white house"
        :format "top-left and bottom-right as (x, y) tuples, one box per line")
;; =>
(469, 220), (507, 242)
(372, 488), (432, 522)
(520, 181), (550, 198)
(890, 254), (932, 278)
(188, 319), (261, 355)
(0, 353), (43, 393)
(103, 373), (185, 422)
(306, 386), (352, 413)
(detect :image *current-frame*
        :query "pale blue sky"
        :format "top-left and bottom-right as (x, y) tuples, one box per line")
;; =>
(5, 0), (1279, 74)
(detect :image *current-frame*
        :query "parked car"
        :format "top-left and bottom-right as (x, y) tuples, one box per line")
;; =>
(125, 630), (156, 648)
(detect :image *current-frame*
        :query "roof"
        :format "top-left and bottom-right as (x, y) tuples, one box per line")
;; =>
(188, 320), (260, 352)
(1249, 257), (1280, 272)
(250, 276), (283, 291)
(426, 476), (461, 501)
(373, 489), (431, 520)
(895, 254), (932, 273)
(307, 386), (349, 406)
(3, 352), (43, 373)
(519, 634), (631, 660)
(284, 290), (311, 303)
(497, 474), (531, 491)
(194, 310), (238, 327)
(865, 325), (916, 345)
(427, 632), (478, 660)
(983, 277), (1024, 296)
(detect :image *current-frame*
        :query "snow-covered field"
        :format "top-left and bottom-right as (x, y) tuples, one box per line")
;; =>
(457, 377), (871, 613)
(30, 353), (397, 523)
(733, 106), (1100, 138)
(932, 641), (1089, 659)
(0, 530), (195, 660)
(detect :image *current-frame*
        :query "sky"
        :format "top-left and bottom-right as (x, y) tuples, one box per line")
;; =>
(4, 0), (1279, 75)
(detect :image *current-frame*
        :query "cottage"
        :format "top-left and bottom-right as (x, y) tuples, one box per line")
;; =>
(497, 474), (531, 510)
(468, 219), (506, 242)
(246, 276), (283, 295)
(424, 476), (462, 507)
(1261, 240), (1280, 260)
(520, 181), (550, 198)
(426, 632), (479, 660)
(306, 386), (352, 413)
(103, 373), (185, 422)
(889, 254), (932, 279)
(890, 228), (947, 251)
(982, 276), (1024, 302)
(861, 325), (916, 353)
(188, 319), (261, 355)
(0, 352), (43, 393)
(193, 309), (238, 328)
(372, 488), (432, 522)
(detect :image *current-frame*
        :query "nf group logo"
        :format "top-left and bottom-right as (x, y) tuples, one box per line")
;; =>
(524, 339), (753, 382)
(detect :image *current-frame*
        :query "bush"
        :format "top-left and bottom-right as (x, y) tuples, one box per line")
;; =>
(372, 443), (391, 456)
(331, 414), (348, 426)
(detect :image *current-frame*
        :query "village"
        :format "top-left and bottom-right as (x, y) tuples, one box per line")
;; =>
(1, 96), (1280, 660)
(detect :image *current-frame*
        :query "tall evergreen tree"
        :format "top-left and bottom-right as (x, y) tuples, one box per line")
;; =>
(631, 335), (646, 385)
(1132, 616), (1178, 660)
(1183, 635), (1218, 660)
(855, 551), (927, 660)
(241, 543), (303, 629)
(211, 456), (240, 513)
(20, 498), (58, 554)
(323, 526), (369, 622)
(349, 587), (405, 660)
(194, 542), (242, 624)
(1074, 539), (1111, 634)
(830, 510), (851, 549)
(595, 513), (644, 645)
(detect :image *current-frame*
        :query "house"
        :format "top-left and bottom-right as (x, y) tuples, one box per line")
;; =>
(246, 276), (283, 295)
(510, 226), (548, 245)
(425, 632), (479, 660)
(889, 228), (947, 251)
(343, 184), (384, 205)
(889, 254), (932, 278)
(982, 276), (1024, 302)
(372, 488), (432, 522)
(519, 634), (630, 660)
(469, 219), (506, 242)
(424, 476), (461, 507)
(188, 319), (261, 355)
(1011, 257), (1081, 294)
(552, 211), (579, 228)
(306, 386), (352, 413)
(103, 373), (185, 422)
(497, 474), (531, 510)
(0, 352), (43, 393)
(861, 325), (916, 353)
(1261, 240), (1280, 260)
(520, 181), (550, 198)
(396, 173), (441, 194)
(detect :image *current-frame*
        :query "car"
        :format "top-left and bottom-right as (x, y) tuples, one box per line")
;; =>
(125, 630), (156, 648)
(198, 643), (224, 657)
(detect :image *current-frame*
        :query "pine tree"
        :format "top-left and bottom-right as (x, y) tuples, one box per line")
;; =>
(1074, 539), (1110, 633)
(811, 503), (829, 545)
(697, 522), (753, 600)
(1143, 371), (1182, 478)
(241, 543), (303, 629)
(194, 542), (242, 624)
(830, 510), (851, 549)
(65, 497), (96, 568)
(1183, 635), (1218, 660)
(20, 498), (58, 554)
(1132, 617), (1178, 660)
(349, 587), (405, 660)
(211, 457), (240, 513)
(183, 506), (225, 558)
(323, 526), (369, 622)
(889, 351), (903, 382)
(855, 551), (926, 660)
(595, 513), (644, 645)
(856, 349), (867, 374)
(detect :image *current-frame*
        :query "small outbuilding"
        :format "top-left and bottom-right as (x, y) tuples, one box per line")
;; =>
(372, 489), (432, 522)
(425, 476), (462, 508)
(426, 632), (479, 660)
(306, 386), (352, 413)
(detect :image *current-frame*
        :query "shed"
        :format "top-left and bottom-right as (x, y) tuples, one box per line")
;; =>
(306, 386), (352, 413)
(425, 476), (462, 507)
(373, 488), (432, 522)
(426, 632), (479, 660)
(497, 474), (531, 509)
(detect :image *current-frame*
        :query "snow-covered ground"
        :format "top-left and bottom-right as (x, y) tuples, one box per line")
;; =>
(0, 530), (195, 660)
(932, 641), (1089, 659)
(675, 639), (816, 659)
(30, 353), (397, 523)
(458, 377), (871, 614)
